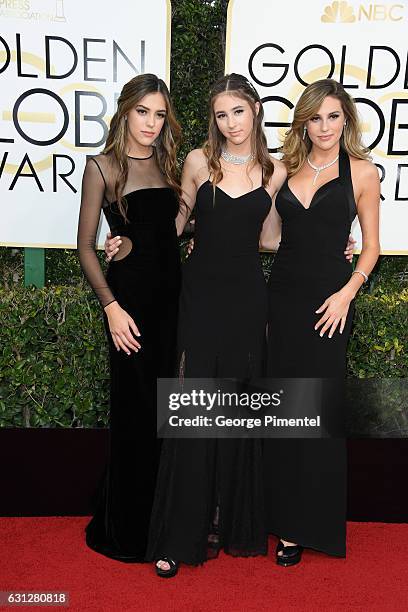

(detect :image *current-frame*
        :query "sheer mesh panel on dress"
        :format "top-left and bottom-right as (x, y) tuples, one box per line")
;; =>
(77, 152), (169, 308)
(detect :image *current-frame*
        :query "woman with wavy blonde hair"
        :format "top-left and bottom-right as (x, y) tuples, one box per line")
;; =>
(77, 73), (182, 562)
(282, 78), (370, 177)
(262, 78), (380, 566)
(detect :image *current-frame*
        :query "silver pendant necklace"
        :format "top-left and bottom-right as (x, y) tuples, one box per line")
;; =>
(221, 148), (255, 165)
(307, 154), (339, 185)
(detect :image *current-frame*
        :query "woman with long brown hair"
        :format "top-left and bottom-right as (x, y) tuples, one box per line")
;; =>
(145, 73), (287, 577)
(77, 73), (182, 562)
(262, 78), (380, 566)
(103, 75), (357, 574)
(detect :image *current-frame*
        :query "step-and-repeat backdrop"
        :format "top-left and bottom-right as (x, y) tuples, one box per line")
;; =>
(0, 0), (171, 248)
(226, 0), (408, 254)
(1, 1), (407, 253)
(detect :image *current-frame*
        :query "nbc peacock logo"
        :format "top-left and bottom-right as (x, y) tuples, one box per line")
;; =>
(321, 1), (356, 22)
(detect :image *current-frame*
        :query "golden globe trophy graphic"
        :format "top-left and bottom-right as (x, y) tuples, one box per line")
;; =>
(54, 0), (66, 22)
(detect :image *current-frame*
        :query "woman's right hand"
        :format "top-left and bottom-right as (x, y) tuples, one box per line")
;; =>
(104, 301), (141, 354)
(104, 231), (122, 262)
(186, 238), (194, 256)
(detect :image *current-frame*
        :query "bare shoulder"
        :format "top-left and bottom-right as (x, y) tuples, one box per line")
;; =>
(184, 148), (207, 168)
(184, 148), (209, 184)
(350, 157), (379, 183)
(350, 157), (380, 206)
(270, 155), (287, 176)
(269, 154), (287, 192)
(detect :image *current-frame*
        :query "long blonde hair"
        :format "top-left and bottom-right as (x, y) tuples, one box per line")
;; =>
(203, 73), (274, 188)
(283, 79), (370, 177)
(103, 74), (182, 220)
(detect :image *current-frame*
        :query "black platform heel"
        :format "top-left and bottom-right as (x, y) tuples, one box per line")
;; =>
(276, 540), (303, 567)
(155, 557), (179, 578)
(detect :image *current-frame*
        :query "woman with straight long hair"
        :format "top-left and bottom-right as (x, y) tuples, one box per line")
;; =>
(77, 73), (182, 562)
(146, 73), (287, 576)
(261, 79), (380, 566)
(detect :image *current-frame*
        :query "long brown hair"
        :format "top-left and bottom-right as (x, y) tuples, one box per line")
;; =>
(283, 78), (371, 177)
(103, 73), (182, 220)
(203, 73), (274, 188)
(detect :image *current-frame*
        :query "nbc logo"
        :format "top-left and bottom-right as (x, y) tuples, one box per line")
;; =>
(321, 1), (405, 22)
(321, 1), (356, 22)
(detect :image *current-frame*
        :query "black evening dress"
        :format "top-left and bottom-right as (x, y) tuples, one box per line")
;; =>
(146, 178), (272, 565)
(263, 147), (357, 557)
(77, 152), (181, 562)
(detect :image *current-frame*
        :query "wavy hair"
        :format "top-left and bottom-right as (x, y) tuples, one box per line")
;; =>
(103, 74), (182, 220)
(203, 73), (274, 188)
(282, 78), (370, 177)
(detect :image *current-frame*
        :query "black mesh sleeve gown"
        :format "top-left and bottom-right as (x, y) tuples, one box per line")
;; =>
(146, 177), (272, 566)
(263, 147), (357, 557)
(77, 151), (181, 562)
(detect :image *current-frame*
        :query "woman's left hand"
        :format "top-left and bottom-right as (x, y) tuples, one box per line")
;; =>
(105, 232), (121, 263)
(344, 234), (357, 262)
(314, 289), (353, 338)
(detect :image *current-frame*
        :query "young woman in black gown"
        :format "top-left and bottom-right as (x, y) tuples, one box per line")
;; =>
(77, 74), (182, 562)
(147, 74), (287, 576)
(103, 76), (357, 574)
(261, 79), (380, 566)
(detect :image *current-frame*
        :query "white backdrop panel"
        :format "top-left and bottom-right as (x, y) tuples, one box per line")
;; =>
(0, 0), (171, 248)
(226, 0), (408, 254)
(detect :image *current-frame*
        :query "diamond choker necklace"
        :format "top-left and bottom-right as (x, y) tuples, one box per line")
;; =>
(221, 148), (255, 165)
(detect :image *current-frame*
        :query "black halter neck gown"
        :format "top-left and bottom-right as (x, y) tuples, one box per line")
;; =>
(264, 147), (357, 557)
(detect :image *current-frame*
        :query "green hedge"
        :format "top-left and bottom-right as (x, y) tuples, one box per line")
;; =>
(348, 287), (408, 378)
(0, 286), (109, 428)
(0, 0), (407, 428)
(1, 264), (406, 428)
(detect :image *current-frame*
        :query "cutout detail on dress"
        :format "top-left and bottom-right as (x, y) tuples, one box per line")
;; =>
(112, 236), (133, 261)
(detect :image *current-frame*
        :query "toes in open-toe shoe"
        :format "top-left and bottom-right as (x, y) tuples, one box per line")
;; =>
(155, 557), (179, 578)
(276, 540), (303, 567)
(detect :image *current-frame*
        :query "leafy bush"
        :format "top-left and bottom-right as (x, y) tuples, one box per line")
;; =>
(348, 286), (408, 378)
(0, 286), (109, 428)
(1, 267), (406, 428)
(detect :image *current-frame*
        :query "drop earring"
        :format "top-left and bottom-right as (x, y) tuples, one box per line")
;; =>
(303, 127), (307, 140)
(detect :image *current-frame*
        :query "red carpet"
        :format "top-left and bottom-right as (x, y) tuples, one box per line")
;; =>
(0, 518), (407, 611)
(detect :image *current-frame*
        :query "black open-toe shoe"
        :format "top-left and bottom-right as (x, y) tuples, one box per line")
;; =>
(207, 524), (219, 551)
(276, 540), (303, 567)
(155, 557), (179, 578)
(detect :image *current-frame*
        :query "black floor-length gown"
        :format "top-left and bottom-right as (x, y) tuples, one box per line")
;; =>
(146, 178), (272, 565)
(264, 147), (357, 557)
(77, 152), (181, 562)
